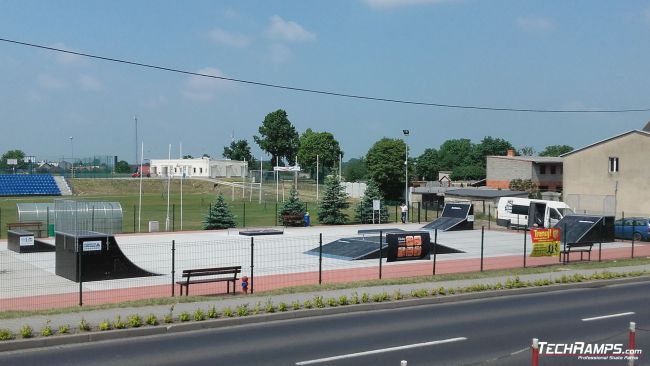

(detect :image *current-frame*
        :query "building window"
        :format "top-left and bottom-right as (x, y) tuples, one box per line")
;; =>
(608, 157), (619, 173)
(193, 168), (196, 173)
(200, 168), (203, 174)
(550, 165), (556, 174)
(539, 164), (546, 174)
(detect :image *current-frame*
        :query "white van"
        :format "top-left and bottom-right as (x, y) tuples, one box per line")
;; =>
(496, 197), (573, 229)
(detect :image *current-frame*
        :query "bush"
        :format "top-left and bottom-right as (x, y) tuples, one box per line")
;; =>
(179, 311), (190, 322)
(327, 298), (338, 307)
(0, 329), (14, 341)
(207, 305), (218, 319)
(41, 321), (54, 337)
(20, 325), (33, 338)
(145, 314), (159, 326)
(113, 316), (127, 329)
(98, 321), (112, 331)
(237, 304), (250, 316)
(79, 318), (91, 332)
(278, 302), (288, 312)
(128, 314), (143, 328)
(193, 309), (205, 321)
(350, 292), (360, 305)
(222, 307), (235, 317)
(303, 299), (313, 309)
(411, 289), (429, 298)
(393, 290), (404, 300)
(292, 301), (301, 310)
(314, 296), (325, 308)
(265, 299), (276, 313)
(58, 324), (70, 334)
(361, 293), (370, 303)
(338, 295), (349, 306)
(252, 302), (263, 315)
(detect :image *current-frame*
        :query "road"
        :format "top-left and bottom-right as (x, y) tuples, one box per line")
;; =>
(1, 280), (648, 366)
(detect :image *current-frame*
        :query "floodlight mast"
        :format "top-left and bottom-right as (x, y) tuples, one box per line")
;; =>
(403, 129), (409, 222)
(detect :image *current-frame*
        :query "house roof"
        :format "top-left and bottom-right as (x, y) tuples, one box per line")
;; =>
(444, 188), (528, 199)
(486, 155), (563, 163)
(560, 130), (650, 157)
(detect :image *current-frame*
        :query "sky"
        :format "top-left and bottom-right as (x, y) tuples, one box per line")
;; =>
(1, 0), (650, 164)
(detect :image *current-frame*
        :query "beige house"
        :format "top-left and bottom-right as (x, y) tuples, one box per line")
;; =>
(486, 149), (563, 192)
(561, 126), (650, 217)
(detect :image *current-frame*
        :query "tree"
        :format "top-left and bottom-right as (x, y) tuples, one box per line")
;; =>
(114, 160), (132, 173)
(203, 194), (237, 229)
(474, 136), (514, 166)
(450, 165), (485, 181)
(317, 176), (349, 224)
(365, 138), (408, 200)
(296, 129), (343, 178)
(254, 109), (300, 165)
(279, 187), (306, 226)
(415, 148), (439, 181)
(223, 139), (254, 166)
(0, 150), (27, 171)
(343, 157), (367, 182)
(509, 179), (540, 198)
(437, 139), (475, 171)
(539, 145), (574, 157)
(355, 180), (389, 224)
(519, 146), (535, 156)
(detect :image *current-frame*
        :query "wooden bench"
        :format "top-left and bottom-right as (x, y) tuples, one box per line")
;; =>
(176, 266), (241, 296)
(6, 221), (46, 238)
(560, 242), (594, 263)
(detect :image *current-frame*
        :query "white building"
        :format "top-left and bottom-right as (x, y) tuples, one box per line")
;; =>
(149, 157), (248, 179)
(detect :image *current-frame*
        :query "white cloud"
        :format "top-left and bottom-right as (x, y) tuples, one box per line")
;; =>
(269, 43), (292, 64)
(78, 75), (102, 91)
(266, 15), (316, 42)
(362, 0), (457, 9)
(209, 28), (250, 48)
(516, 16), (555, 33)
(50, 42), (86, 64)
(36, 74), (68, 89)
(181, 67), (235, 102)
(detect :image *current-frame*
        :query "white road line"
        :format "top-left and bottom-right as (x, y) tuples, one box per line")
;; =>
(582, 312), (635, 322)
(295, 337), (467, 365)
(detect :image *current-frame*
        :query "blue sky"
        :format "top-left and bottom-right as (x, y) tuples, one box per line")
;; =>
(1, 0), (650, 164)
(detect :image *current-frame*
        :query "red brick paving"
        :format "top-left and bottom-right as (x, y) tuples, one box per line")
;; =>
(1, 243), (648, 311)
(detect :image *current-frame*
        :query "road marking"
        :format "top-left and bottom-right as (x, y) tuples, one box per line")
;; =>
(582, 312), (635, 322)
(295, 337), (467, 365)
(511, 347), (529, 356)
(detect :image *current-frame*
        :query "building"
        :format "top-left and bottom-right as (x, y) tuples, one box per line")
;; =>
(486, 149), (563, 192)
(561, 126), (650, 217)
(149, 157), (248, 179)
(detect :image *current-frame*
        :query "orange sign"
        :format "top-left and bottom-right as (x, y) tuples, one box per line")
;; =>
(529, 228), (561, 256)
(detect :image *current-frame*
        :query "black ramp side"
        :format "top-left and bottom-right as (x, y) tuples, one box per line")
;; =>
(441, 203), (471, 218)
(421, 202), (474, 231)
(304, 236), (463, 260)
(554, 215), (615, 244)
(422, 217), (464, 230)
(56, 232), (159, 282)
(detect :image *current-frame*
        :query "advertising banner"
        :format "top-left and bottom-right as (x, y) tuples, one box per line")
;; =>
(386, 231), (431, 262)
(529, 228), (561, 257)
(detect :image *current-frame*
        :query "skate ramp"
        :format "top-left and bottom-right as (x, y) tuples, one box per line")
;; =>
(422, 202), (474, 231)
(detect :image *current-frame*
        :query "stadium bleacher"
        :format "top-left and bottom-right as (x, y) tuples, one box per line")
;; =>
(0, 174), (62, 196)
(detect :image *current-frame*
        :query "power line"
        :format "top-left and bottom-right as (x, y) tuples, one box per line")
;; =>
(2, 37), (650, 114)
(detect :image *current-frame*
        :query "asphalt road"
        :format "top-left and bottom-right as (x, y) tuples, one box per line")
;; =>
(1, 280), (648, 366)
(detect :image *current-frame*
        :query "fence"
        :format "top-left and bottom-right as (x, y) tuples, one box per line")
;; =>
(1, 224), (648, 312)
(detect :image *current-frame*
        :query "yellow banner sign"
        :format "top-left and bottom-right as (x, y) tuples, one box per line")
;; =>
(529, 228), (560, 257)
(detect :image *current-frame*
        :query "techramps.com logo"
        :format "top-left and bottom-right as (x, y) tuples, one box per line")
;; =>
(538, 341), (642, 361)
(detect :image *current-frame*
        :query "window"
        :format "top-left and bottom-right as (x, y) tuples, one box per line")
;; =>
(550, 165), (556, 174)
(608, 157), (619, 173)
(539, 164), (546, 174)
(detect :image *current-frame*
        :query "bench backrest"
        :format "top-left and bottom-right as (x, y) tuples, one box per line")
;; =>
(566, 242), (594, 248)
(182, 266), (241, 278)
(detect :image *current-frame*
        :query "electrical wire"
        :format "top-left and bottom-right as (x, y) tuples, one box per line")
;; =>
(2, 37), (650, 114)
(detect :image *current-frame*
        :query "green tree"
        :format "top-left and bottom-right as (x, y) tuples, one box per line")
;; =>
(279, 187), (306, 225)
(0, 150), (27, 171)
(296, 129), (343, 178)
(437, 139), (475, 171)
(519, 146), (535, 156)
(355, 180), (389, 224)
(114, 160), (132, 173)
(343, 157), (367, 182)
(223, 139), (254, 167)
(365, 138), (408, 200)
(509, 179), (540, 198)
(254, 109), (300, 165)
(450, 165), (485, 180)
(317, 176), (349, 224)
(474, 136), (514, 166)
(539, 145), (574, 157)
(415, 148), (439, 181)
(203, 194), (237, 229)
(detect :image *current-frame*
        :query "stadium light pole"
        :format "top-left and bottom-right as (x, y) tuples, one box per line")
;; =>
(403, 129), (409, 220)
(69, 136), (74, 179)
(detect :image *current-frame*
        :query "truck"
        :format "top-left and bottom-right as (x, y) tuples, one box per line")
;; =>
(496, 197), (573, 229)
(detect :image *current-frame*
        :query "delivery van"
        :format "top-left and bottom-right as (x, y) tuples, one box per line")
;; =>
(496, 197), (573, 229)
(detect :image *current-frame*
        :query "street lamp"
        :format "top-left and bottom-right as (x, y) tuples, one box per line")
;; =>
(403, 130), (409, 221)
(69, 136), (74, 179)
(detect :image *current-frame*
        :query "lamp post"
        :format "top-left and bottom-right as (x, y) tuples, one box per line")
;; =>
(69, 136), (74, 179)
(403, 130), (409, 221)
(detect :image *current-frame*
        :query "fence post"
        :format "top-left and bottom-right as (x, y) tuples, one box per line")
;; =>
(631, 221), (635, 258)
(417, 202), (421, 224)
(523, 227), (527, 268)
(250, 237), (254, 294)
(488, 204), (491, 230)
(481, 226), (485, 272)
(319, 233), (323, 285)
(379, 230), (383, 279)
(171, 240), (176, 296)
(395, 204), (398, 223)
(243, 202), (246, 228)
(629, 322), (636, 362)
(432, 229), (438, 275)
(531, 338), (539, 366)
(424, 201), (428, 222)
(275, 202), (278, 227)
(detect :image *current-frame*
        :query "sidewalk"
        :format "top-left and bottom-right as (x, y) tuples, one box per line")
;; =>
(2, 263), (649, 341)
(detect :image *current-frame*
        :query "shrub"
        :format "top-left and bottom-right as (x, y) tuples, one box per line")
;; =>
(58, 324), (70, 334)
(237, 304), (250, 316)
(79, 318), (91, 332)
(252, 302), (263, 315)
(350, 292), (360, 304)
(338, 295), (349, 306)
(327, 298), (338, 307)
(145, 314), (159, 326)
(128, 314), (143, 328)
(0, 329), (14, 341)
(303, 299), (314, 309)
(207, 305), (218, 319)
(372, 292), (389, 302)
(98, 321), (112, 331)
(193, 309), (206, 321)
(361, 293), (370, 303)
(314, 296), (325, 308)
(179, 311), (191, 322)
(222, 307), (235, 317)
(411, 289), (429, 298)
(437, 287), (446, 295)
(392, 290), (404, 300)
(20, 325), (33, 338)
(113, 316), (127, 329)
(278, 302), (288, 312)
(164, 313), (174, 324)
(41, 320), (54, 337)
(265, 299), (276, 313)
(292, 301), (301, 310)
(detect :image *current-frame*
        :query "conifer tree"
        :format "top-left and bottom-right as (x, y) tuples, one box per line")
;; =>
(355, 179), (389, 223)
(317, 176), (349, 225)
(203, 194), (237, 229)
(279, 186), (306, 226)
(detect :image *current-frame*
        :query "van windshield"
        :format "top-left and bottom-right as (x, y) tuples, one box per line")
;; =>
(557, 208), (573, 215)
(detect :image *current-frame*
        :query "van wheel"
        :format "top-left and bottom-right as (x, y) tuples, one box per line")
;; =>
(633, 232), (642, 241)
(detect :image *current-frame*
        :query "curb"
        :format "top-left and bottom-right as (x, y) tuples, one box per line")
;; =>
(1, 275), (648, 353)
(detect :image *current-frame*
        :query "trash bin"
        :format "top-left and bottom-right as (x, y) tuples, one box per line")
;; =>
(48, 223), (55, 237)
(303, 212), (311, 227)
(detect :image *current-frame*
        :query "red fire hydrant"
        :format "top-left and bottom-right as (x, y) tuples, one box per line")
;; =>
(241, 276), (249, 294)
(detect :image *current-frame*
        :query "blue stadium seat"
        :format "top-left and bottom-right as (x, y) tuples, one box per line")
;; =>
(0, 174), (61, 196)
